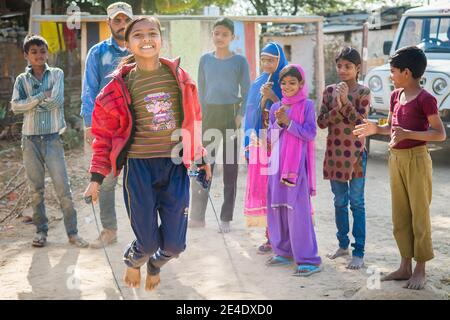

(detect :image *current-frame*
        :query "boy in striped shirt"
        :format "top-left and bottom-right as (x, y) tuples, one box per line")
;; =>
(10, 35), (88, 248)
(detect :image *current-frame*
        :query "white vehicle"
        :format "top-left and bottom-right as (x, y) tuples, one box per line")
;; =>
(364, 4), (450, 146)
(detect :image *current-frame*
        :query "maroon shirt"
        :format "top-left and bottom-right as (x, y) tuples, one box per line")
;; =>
(390, 89), (438, 149)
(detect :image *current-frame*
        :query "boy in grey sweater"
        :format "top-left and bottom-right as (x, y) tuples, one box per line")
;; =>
(189, 18), (250, 233)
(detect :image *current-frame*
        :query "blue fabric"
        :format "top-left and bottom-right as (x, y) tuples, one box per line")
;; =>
(243, 42), (288, 158)
(122, 158), (190, 272)
(80, 37), (129, 126)
(267, 255), (293, 266)
(330, 151), (367, 258)
(22, 133), (78, 236)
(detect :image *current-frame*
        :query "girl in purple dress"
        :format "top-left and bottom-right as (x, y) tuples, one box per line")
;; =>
(265, 64), (322, 276)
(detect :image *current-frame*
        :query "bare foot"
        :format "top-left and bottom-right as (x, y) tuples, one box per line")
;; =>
(326, 248), (349, 260)
(124, 267), (141, 288)
(381, 268), (412, 281)
(145, 273), (161, 291)
(218, 221), (231, 233)
(346, 256), (364, 270)
(404, 274), (426, 290)
(404, 263), (426, 290)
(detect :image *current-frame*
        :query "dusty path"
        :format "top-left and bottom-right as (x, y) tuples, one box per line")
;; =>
(1, 129), (449, 300)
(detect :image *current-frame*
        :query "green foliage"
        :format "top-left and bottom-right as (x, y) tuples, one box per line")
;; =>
(55, 0), (419, 16)
(246, 0), (418, 16)
(247, 0), (343, 15)
(85, 0), (232, 15)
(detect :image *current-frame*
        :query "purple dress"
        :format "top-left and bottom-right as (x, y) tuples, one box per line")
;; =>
(267, 100), (321, 266)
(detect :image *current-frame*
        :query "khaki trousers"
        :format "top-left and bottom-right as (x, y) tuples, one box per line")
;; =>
(389, 145), (434, 262)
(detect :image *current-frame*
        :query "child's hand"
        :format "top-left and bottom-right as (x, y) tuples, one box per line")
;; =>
(275, 106), (290, 126)
(260, 82), (276, 100)
(84, 182), (100, 203)
(389, 126), (408, 148)
(85, 127), (94, 146)
(198, 163), (212, 181)
(353, 119), (377, 138)
(44, 90), (52, 98)
(336, 82), (349, 107)
(336, 94), (342, 109)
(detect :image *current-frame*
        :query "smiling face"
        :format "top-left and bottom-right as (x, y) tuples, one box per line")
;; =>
(108, 13), (132, 41)
(280, 75), (304, 97)
(260, 55), (279, 74)
(212, 25), (234, 50)
(390, 66), (408, 89)
(126, 19), (162, 60)
(336, 58), (360, 82)
(24, 44), (48, 67)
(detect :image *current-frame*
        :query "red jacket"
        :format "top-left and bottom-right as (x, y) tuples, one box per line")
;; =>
(89, 57), (206, 183)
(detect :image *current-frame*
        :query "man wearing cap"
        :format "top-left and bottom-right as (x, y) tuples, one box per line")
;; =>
(80, 2), (133, 248)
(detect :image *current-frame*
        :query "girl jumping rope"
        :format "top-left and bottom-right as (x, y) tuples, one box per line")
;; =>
(84, 17), (210, 291)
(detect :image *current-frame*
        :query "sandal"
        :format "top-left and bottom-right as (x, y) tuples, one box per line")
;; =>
(257, 241), (272, 255)
(265, 255), (293, 266)
(32, 232), (47, 247)
(293, 264), (322, 277)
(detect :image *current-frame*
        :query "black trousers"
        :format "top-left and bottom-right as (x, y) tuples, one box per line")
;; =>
(190, 104), (239, 222)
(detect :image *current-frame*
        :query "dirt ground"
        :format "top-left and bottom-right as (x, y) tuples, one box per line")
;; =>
(0, 128), (449, 300)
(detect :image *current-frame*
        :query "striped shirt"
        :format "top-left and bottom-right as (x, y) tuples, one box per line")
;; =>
(125, 64), (182, 159)
(10, 64), (66, 136)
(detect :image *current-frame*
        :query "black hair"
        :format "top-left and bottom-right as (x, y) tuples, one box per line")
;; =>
(213, 17), (234, 35)
(389, 46), (427, 79)
(118, 17), (162, 68)
(23, 35), (48, 54)
(335, 46), (361, 65)
(279, 65), (303, 83)
(124, 17), (161, 42)
(335, 46), (362, 80)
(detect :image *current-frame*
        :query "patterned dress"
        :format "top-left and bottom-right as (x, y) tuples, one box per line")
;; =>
(317, 84), (371, 182)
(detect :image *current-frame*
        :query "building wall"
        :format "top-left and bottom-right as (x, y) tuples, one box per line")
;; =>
(165, 20), (254, 83)
(0, 43), (28, 81)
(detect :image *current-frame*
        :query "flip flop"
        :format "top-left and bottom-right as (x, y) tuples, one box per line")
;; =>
(293, 264), (322, 277)
(265, 255), (293, 266)
(22, 216), (33, 225)
(257, 242), (272, 255)
(32, 232), (47, 247)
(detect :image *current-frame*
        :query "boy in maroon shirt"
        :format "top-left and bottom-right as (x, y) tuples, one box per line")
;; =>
(353, 46), (446, 290)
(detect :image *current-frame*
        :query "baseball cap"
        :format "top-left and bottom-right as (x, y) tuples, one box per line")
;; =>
(107, 2), (133, 19)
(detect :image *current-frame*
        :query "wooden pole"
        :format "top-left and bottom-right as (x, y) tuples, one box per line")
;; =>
(28, 0), (42, 35)
(44, 0), (52, 15)
(315, 20), (325, 109)
(361, 22), (369, 81)
(80, 22), (87, 81)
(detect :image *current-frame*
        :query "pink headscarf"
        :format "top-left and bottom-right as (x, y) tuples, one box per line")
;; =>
(279, 64), (316, 197)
